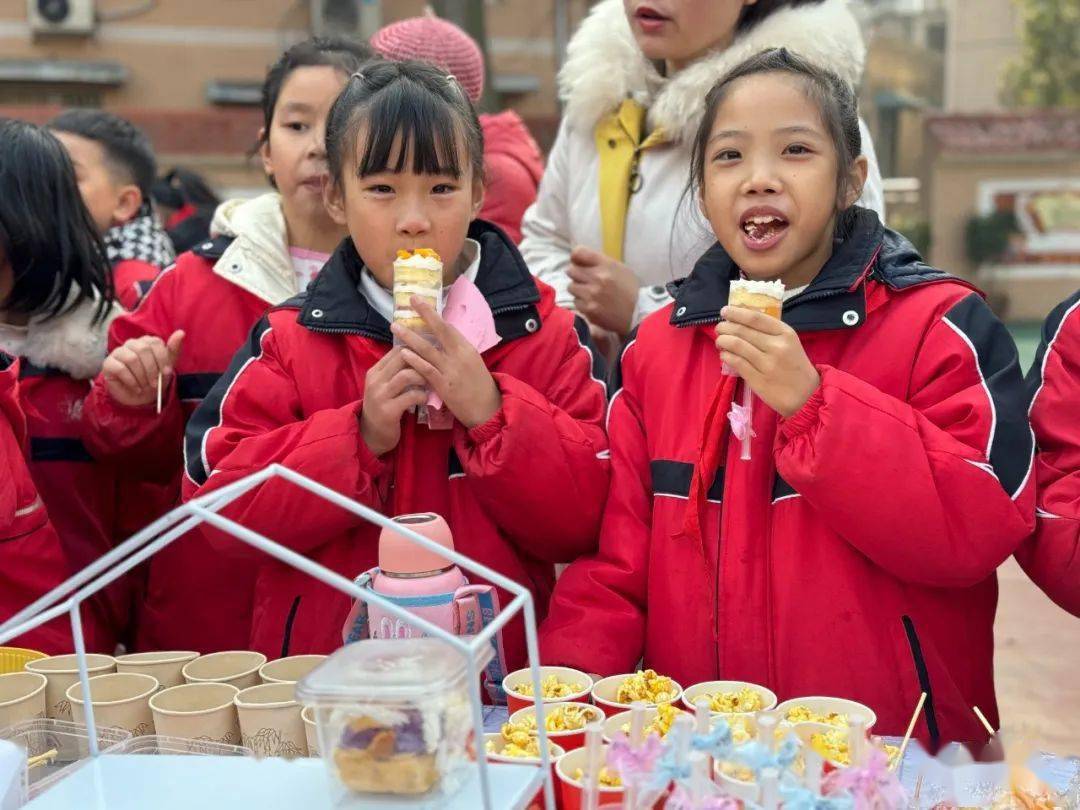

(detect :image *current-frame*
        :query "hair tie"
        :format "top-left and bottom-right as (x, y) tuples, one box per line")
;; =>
(351, 71), (365, 83)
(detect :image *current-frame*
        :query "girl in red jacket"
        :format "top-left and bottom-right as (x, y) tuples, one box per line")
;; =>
(81, 37), (373, 653)
(183, 60), (609, 664)
(1016, 289), (1080, 617)
(540, 49), (1035, 746)
(0, 119), (125, 652)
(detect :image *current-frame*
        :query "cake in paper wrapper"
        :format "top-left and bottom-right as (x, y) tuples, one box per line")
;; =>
(393, 248), (443, 330)
(727, 279), (785, 318)
(296, 638), (481, 800)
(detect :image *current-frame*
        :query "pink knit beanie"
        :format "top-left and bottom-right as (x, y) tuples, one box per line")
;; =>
(370, 15), (485, 103)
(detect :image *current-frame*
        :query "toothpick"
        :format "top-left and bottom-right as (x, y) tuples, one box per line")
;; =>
(972, 705), (996, 737)
(913, 773), (923, 809)
(27, 748), (58, 769)
(156, 372), (163, 415)
(892, 691), (928, 772)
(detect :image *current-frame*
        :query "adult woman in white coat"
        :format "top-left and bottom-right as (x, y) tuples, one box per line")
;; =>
(521, 0), (885, 345)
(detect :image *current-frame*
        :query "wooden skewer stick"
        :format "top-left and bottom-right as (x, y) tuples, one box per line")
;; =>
(26, 748), (58, 769)
(892, 691), (928, 772)
(912, 774), (923, 809)
(973, 705), (996, 737)
(156, 372), (163, 415)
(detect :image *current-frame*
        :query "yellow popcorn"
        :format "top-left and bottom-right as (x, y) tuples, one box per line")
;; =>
(513, 703), (594, 734)
(616, 670), (676, 704)
(785, 706), (849, 727)
(620, 703), (681, 739)
(487, 725), (560, 759)
(573, 767), (622, 788)
(811, 728), (850, 765)
(703, 687), (765, 714)
(729, 716), (753, 745)
(512, 674), (584, 699)
(719, 761), (754, 783)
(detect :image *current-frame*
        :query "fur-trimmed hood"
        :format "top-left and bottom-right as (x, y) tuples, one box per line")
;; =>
(0, 296), (122, 380)
(559, 0), (866, 144)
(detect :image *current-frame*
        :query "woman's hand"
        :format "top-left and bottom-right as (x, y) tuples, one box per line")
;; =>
(102, 330), (185, 407)
(566, 246), (639, 338)
(392, 298), (502, 429)
(714, 306), (820, 418)
(359, 346), (429, 457)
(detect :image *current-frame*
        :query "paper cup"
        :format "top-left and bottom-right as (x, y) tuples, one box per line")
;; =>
(0, 672), (47, 729)
(715, 758), (760, 802)
(234, 682), (307, 758)
(149, 683), (241, 746)
(484, 733), (565, 809)
(680, 680), (778, 715)
(66, 672), (158, 737)
(508, 702), (604, 752)
(301, 705), (319, 757)
(555, 745), (623, 810)
(182, 652), (266, 690)
(25, 654), (115, 720)
(258, 655), (326, 685)
(590, 674), (683, 718)
(502, 667), (593, 715)
(116, 651), (199, 690)
(775, 696), (877, 733)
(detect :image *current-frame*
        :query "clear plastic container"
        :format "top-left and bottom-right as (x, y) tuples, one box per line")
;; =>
(0, 718), (131, 798)
(296, 638), (489, 805)
(114, 734), (253, 757)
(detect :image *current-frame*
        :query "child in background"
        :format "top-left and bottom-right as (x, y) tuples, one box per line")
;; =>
(184, 60), (608, 662)
(50, 110), (174, 309)
(0, 119), (127, 652)
(540, 49), (1034, 745)
(1016, 289), (1080, 617)
(80, 37), (372, 653)
(371, 14), (544, 244)
(151, 167), (221, 256)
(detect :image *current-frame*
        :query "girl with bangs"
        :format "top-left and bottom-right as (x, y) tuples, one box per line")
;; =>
(183, 60), (610, 663)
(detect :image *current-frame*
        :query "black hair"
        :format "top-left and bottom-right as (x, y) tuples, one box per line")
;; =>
(325, 59), (484, 189)
(152, 167), (220, 210)
(258, 36), (375, 150)
(0, 119), (113, 323)
(736, 0), (826, 32)
(688, 48), (863, 228)
(49, 108), (157, 197)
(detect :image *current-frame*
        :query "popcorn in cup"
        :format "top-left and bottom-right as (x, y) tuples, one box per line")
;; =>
(590, 671), (682, 718)
(680, 680), (777, 716)
(774, 696), (877, 734)
(555, 744), (623, 810)
(502, 666), (592, 715)
(484, 731), (565, 810)
(601, 703), (685, 743)
(507, 701), (604, 752)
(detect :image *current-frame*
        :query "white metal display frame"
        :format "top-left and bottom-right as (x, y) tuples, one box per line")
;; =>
(0, 463), (557, 810)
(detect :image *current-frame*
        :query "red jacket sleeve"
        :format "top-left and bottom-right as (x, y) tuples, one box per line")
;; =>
(112, 259), (161, 311)
(776, 292), (1035, 588)
(539, 336), (649, 673)
(1015, 291), (1080, 616)
(182, 315), (389, 559)
(81, 266), (186, 479)
(455, 316), (609, 564)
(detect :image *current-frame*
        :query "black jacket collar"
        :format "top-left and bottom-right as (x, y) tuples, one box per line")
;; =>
(668, 208), (950, 333)
(293, 220), (542, 343)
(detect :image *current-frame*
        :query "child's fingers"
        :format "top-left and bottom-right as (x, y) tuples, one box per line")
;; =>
(369, 346), (405, 379)
(399, 348), (442, 386)
(166, 330), (185, 362)
(719, 351), (758, 384)
(411, 298), (461, 349)
(566, 264), (596, 285)
(113, 345), (152, 390)
(387, 388), (429, 416)
(390, 320), (445, 368)
(102, 357), (142, 393)
(715, 320), (775, 354)
(721, 305), (786, 335)
(131, 342), (167, 387)
(384, 367), (427, 397)
(715, 333), (767, 372)
(570, 245), (603, 267)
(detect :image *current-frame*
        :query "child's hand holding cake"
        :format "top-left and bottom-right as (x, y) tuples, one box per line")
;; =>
(715, 279), (820, 418)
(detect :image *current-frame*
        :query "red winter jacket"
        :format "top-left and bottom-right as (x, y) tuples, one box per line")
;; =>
(0, 355), (81, 653)
(112, 259), (160, 310)
(81, 236), (279, 653)
(183, 222), (609, 664)
(1016, 289), (1080, 617)
(1, 301), (133, 653)
(541, 210), (1035, 746)
(479, 112), (544, 244)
